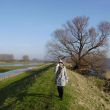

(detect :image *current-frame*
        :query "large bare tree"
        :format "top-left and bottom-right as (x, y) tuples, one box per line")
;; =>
(47, 16), (110, 69)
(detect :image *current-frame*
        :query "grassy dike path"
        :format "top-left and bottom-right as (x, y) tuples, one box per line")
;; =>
(1, 65), (71, 110)
(12, 67), (70, 110)
(0, 64), (110, 110)
(0, 64), (54, 110)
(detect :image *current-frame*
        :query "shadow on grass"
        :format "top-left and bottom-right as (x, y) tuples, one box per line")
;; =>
(0, 64), (54, 108)
(1, 91), (53, 110)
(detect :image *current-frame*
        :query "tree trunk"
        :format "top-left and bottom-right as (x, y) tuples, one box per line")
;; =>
(73, 61), (81, 70)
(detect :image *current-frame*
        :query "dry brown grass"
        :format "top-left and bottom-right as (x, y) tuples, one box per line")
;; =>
(105, 71), (110, 79)
(67, 69), (110, 110)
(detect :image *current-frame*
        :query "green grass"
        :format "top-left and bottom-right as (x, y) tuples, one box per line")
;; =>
(0, 64), (71, 110)
(0, 64), (53, 109)
(0, 63), (44, 73)
(0, 64), (46, 89)
(0, 66), (27, 73)
(0, 64), (110, 110)
(0, 68), (12, 72)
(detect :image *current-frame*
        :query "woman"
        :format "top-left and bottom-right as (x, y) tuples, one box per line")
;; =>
(55, 60), (68, 100)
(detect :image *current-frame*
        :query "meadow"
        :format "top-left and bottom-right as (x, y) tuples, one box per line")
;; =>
(0, 66), (28, 73)
(0, 63), (110, 110)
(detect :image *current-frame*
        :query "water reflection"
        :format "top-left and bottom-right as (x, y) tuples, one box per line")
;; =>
(0, 67), (36, 80)
(0, 63), (38, 67)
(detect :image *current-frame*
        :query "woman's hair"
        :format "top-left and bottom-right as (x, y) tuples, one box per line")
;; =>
(57, 65), (62, 75)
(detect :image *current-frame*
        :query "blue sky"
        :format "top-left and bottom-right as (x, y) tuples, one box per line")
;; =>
(0, 0), (110, 59)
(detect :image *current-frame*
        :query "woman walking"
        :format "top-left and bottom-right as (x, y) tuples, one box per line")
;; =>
(55, 59), (68, 100)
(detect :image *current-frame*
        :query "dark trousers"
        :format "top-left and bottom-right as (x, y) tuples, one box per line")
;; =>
(57, 86), (64, 99)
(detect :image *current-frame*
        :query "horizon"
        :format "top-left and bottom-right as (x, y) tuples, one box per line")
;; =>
(0, 0), (110, 59)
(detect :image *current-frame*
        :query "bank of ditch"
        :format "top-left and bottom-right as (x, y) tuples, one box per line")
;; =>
(0, 64), (54, 109)
(0, 66), (28, 73)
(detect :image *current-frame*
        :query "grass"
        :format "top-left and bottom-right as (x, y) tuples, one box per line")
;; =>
(0, 64), (110, 110)
(0, 63), (43, 73)
(0, 64), (46, 89)
(0, 66), (27, 73)
(105, 71), (110, 79)
(0, 64), (53, 108)
(0, 64), (71, 110)
(67, 70), (110, 110)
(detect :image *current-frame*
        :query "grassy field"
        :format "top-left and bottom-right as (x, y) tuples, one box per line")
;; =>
(0, 66), (30, 73)
(0, 64), (71, 110)
(0, 64), (110, 110)
(105, 71), (110, 79)
(0, 63), (43, 73)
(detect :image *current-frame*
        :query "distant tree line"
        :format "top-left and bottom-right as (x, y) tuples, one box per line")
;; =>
(0, 54), (38, 62)
(0, 54), (44, 63)
(0, 54), (14, 61)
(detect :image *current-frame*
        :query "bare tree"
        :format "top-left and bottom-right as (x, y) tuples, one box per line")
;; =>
(47, 16), (110, 69)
